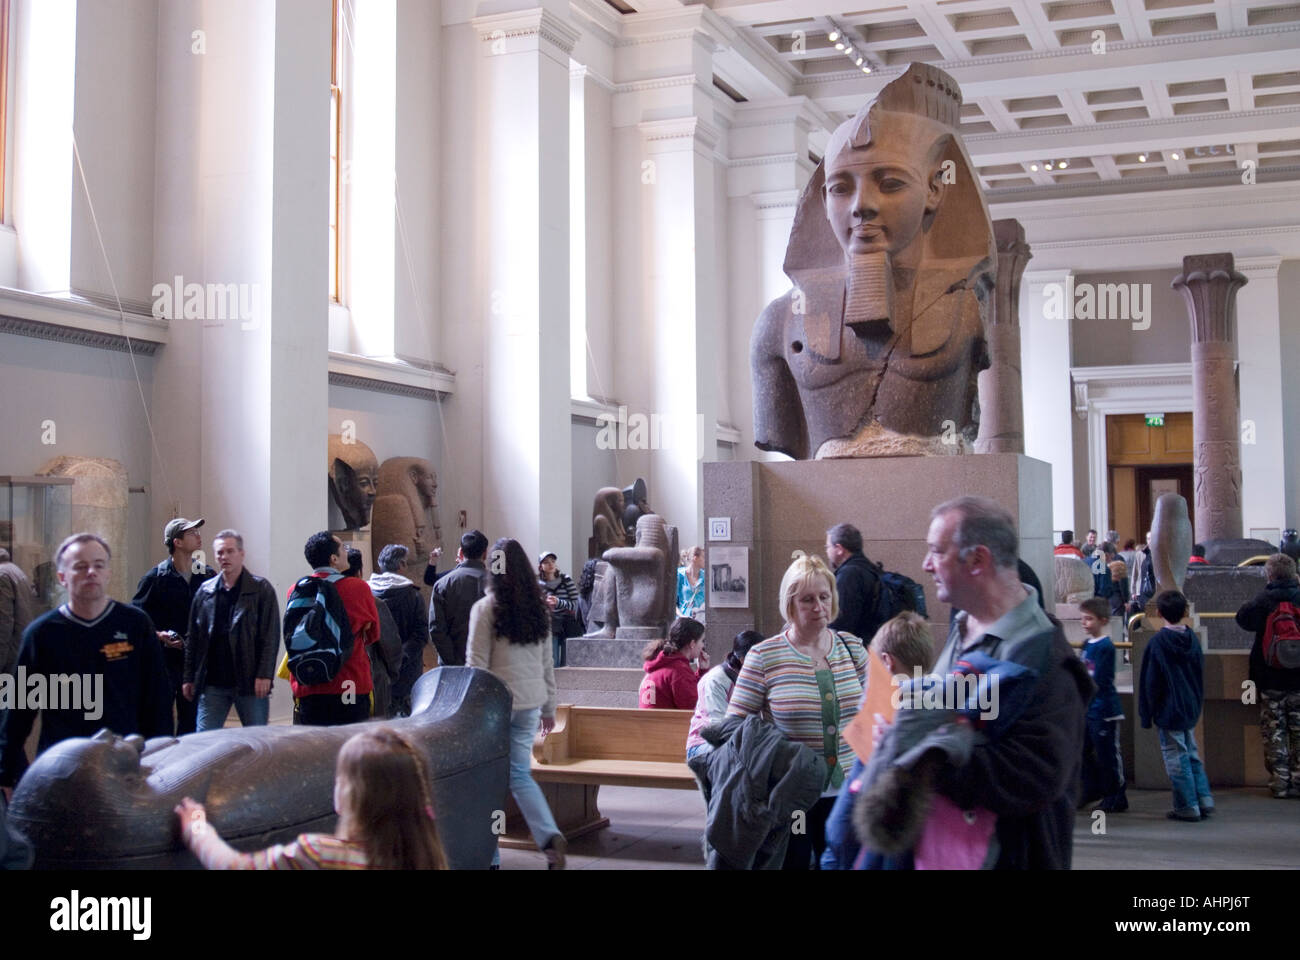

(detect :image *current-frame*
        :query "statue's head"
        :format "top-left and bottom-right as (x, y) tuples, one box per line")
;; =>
(785, 63), (993, 283)
(412, 463), (437, 507)
(328, 437), (380, 529)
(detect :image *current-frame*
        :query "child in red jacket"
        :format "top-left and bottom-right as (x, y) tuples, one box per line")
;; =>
(639, 617), (710, 709)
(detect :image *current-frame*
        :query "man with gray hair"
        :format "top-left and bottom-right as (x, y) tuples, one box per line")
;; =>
(184, 529), (280, 730)
(0, 548), (39, 676)
(368, 543), (429, 716)
(910, 496), (1092, 867)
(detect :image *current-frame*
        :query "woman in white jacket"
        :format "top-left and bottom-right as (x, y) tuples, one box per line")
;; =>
(467, 537), (565, 869)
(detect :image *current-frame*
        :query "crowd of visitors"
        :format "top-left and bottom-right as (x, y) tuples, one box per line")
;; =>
(2, 501), (1297, 871)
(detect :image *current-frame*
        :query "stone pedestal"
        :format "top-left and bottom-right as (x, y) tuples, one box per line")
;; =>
(566, 637), (646, 669)
(700, 454), (1053, 661)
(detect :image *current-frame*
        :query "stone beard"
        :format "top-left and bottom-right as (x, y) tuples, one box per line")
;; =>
(750, 62), (994, 460)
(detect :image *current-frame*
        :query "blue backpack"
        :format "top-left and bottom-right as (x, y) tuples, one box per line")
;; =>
(283, 573), (354, 685)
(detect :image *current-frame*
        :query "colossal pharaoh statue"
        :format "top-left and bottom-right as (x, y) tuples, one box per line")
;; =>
(751, 62), (995, 459)
(372, 458), (443, 572)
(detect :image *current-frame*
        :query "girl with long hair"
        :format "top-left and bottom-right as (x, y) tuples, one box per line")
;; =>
(175, 726), (446, 869)
(467, 538), (566, 868)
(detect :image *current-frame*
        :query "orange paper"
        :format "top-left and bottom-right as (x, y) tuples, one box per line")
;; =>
(844, 647), (899, 765)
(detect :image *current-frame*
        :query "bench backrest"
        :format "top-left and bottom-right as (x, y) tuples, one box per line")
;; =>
(538, 705), (692, 764)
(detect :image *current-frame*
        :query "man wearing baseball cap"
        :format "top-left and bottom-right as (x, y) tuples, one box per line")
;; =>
(131, 517), (216, 735)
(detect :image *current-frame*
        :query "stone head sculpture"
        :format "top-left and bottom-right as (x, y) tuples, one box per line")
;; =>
(328, 435), (379, 530)
(373, 457), (442, 569)
(589, 486), (627, 559)
(752, 62), (994, 459)
(622, 478), (650, 535)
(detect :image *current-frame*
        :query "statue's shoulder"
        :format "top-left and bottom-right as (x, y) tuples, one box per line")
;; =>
(753, 289), (794, 352)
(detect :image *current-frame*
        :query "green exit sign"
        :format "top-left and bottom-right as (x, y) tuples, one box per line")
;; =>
(1145, 413), (1165, 427)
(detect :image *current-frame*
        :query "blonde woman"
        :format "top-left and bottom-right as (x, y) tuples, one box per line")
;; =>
(726, 551), (867, 869)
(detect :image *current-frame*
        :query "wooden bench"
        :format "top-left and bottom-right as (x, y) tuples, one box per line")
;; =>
(500, 705), (697, 848)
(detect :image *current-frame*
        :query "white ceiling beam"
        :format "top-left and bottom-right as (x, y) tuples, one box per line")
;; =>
(962, 106), (1300, 165)
(795, 31), (1300, 111)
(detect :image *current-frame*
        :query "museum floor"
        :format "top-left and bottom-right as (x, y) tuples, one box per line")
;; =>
(498, 784), (1300, 870)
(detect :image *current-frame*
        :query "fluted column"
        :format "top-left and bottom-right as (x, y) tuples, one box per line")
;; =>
(975, 219), (1031, 454)
(1172, 253), (1248, 541)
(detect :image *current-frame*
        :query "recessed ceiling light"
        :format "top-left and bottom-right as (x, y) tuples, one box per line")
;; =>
(862, 65), (871, 73)
(1138, 153), (1147, 162)
(1170, 152), (1179, 160)
(1030, 163), (1038, 171)
(828, 30), (840, 41)
(1058, 160), (1068, 169)
(845, 46), (854, 56)
(1044, 161), (1053, 170)
(835, 41), (844, 50)
(856, 57), (863, 66)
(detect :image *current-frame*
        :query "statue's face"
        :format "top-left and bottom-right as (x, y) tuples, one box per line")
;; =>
(822, 156), (939, 260)
(414, 467), (437, 506)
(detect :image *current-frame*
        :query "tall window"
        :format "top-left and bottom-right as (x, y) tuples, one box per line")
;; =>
(329, 0), (344, 301)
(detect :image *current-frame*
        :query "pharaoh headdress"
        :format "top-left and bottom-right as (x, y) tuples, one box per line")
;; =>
(784, 62), (994, 360)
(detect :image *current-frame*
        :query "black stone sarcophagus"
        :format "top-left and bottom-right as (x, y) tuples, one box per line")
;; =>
(8, 666), (510, 869)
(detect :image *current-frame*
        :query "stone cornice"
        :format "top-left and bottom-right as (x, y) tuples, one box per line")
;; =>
(328, 352), (455, 399)
(1235, 255), (1284, 278)
(638, 116), (721, 151)
(471, 8), (581, 55)
(0, 287), (168, 355)
(0, 314), (162, 355)
(1031, 224), (1298, 251)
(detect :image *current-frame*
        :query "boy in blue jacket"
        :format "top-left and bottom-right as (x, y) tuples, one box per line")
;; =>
(1078, 597), (1127, 812)
(1138, 590), (1215, 821)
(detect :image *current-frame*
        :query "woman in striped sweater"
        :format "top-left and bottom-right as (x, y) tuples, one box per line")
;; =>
(727, 551), (867, 870)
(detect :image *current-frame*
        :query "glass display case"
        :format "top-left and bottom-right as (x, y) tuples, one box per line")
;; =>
(0, 476), (73, 612)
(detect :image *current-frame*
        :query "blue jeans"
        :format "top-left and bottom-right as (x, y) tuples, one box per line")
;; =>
(197, 687), (270, 731)
(1158, 727), (1214, 817)
(492, 707), (561, 865)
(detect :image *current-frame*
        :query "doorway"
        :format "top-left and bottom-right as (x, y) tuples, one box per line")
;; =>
(1134, 465), (1194, 542)
(1106, 411), (1194, 544)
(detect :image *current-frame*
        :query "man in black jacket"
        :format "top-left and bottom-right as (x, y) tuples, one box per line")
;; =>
(132, 518), (216, 735)
(369, 543), (429, 715)
(825, 523), (881, 642)
(1236, 553), (1300, 799)
(428, 530), (489, 666)
(184, 530), (280, 731)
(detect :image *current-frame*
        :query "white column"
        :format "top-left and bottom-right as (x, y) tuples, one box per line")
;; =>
(266, 0), (331, 597)
(473, 7), (577, 571)
(640, 116), (719, 549)
(1236, 255), (1285, 538)
(1022, 269), (1074, 533)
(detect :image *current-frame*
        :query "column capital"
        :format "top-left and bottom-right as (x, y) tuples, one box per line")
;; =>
(990, 218), (1032, 329)
(1022, 268), (1072, 289)
(472, 7), (580, 58)
(1172, 252), (1247, 345)
(1235, 254), (1283, 280)
(638, 116), (720, 153)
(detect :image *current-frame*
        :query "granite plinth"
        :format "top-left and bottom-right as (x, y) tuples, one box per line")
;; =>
(700, 454), (1053, 661)
(566, 637), (650, 669)
(1202, 538), (1276, 566)
(1183, 566), (1266, 650)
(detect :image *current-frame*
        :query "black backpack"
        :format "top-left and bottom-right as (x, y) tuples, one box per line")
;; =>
(871, 561), (928, 631)
(283, 572), (354, 685)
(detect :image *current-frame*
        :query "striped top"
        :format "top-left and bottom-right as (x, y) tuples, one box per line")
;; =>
(727, 630), (867, 791)
(244, 834), (369, 870)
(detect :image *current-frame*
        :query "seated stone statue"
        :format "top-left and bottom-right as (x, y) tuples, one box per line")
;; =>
(605, 514), (679, 640)
(6, 667), (509, 869)
(751, 62), (994, 459)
